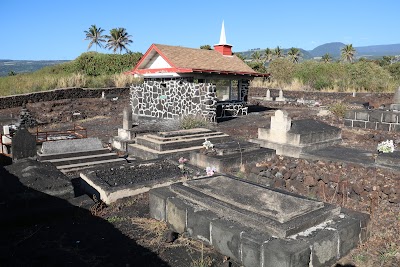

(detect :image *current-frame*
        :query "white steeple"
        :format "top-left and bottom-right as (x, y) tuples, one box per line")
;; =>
(214, 20), (232, 56)
(218, 20), (227, 45)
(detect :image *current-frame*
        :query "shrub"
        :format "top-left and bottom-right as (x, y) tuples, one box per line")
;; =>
(329, 102), (348, 118)
(268, 58), (296, 85)
(75, 52), (142, 76)
(180, 115), (208, 129)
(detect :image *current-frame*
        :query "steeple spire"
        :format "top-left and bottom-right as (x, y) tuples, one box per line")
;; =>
(214, 20), (232, 56)
(219, 20), (227, 45)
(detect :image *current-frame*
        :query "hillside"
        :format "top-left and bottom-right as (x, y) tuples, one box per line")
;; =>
(0, 60), (70, 77)
(309, 42), (345, 58)
(239, 42), (400, 60)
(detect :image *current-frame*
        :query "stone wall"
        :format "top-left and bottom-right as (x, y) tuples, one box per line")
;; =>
(130, 79), (217, 120)
(239, 79), (249, 101)
(344, 110), (400, 132)
(248, 88), (393, 106)
(0, 87), (129, 109)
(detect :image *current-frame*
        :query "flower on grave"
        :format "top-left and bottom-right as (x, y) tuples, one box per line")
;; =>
(178, 157), (189, 170)
(202, 138), (214, 150)
(206, 166), (217, 176)
(377, 140), (395, 153)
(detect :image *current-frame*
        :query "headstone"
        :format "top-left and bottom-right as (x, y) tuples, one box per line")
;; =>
(265, 89), (273, 101)
(271, 110), (291, 132)
(112, 107), (137, 151)
(122, 107), (132, 130)
(275, 89), (286, 102)
(101, 91), (105, 99)
(253, 110), (342, 157)
(11, 128), (37, 160)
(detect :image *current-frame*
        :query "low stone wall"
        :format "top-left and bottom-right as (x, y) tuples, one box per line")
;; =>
(344, 110), (400, 132)
(0, 87), (129, 109)
(248, 87), (394, 106)
(249, 157), (400, 204)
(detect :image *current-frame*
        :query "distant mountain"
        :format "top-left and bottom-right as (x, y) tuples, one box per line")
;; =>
(238, 42), (400, 61)
(309, 42), (346, 58)
(0, 60), (69, 77)
(310, 42), (400, 58)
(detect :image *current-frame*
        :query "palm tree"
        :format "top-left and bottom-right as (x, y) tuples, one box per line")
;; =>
(264, 48), (273, 63)
(321, 53), (332, 63)
(341, 44), (356, 63)
(84, 25), (106, 51)
(251, 51), (262, 62)
(273, 46), (283, 59)
(105, 28), (133, 54)
(287, 47), (301, 63)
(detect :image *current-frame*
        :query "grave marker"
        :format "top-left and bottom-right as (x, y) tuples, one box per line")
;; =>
(11, 128), (36, 160)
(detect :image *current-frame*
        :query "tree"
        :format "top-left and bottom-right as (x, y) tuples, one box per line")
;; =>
(251, 51), (262, 62)
(287, 47), (301, 63)
(235, 53), (246, 61)
(84, 25), (106, 51)
(200, 45), (212, 50)
(321, 53), (332, 63)
(341, 44), (356, 63)
(105, 28), (133, 54)
(273, 46), (283, 59)
(264, 48), (273, 63)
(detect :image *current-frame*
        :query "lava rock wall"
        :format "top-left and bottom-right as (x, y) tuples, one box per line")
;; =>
(130, 80), (217, 120)
(0, 87), (129, 110)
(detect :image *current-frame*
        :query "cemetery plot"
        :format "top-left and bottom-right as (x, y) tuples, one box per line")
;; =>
(150, 175), (370, 267)
(80, 159), (199, 204)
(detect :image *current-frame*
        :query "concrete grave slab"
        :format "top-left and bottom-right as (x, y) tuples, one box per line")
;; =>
(252, 110), (342, 157)
(40, 137), (103, 155)
(80, 159), (200, 204)
(189, 140), (275, 172)
(128, 128), (230, 160)
(149, 175), (369, 267)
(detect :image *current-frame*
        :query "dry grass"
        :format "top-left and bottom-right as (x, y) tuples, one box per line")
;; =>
(130, 217), (168, 246)
(76, 115), (109, 123)
(112, 73), (142, 88)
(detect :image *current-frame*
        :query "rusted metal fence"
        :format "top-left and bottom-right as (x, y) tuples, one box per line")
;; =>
(35, 124), (87, 143)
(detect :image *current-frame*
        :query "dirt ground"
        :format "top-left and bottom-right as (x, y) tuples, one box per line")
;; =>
(0, 91), (399, 267)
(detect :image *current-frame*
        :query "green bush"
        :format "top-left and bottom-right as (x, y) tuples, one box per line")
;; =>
(268, 58), (296, 85)
(75, 52), (142, 76)
(329, 102), (348, 118)
(180, 115), (208, 129)
(267, 59), (397, 92)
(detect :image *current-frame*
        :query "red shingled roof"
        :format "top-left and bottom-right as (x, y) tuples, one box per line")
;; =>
(131, 44), (269, 77)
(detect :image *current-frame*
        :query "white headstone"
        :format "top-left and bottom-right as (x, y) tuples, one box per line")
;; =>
(265, 89), (273, 101)
(271, 110), (291, 132)
(275, 89), (286, 102)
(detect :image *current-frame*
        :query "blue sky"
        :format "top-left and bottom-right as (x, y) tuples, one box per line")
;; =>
(1, 0), (399, 60)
